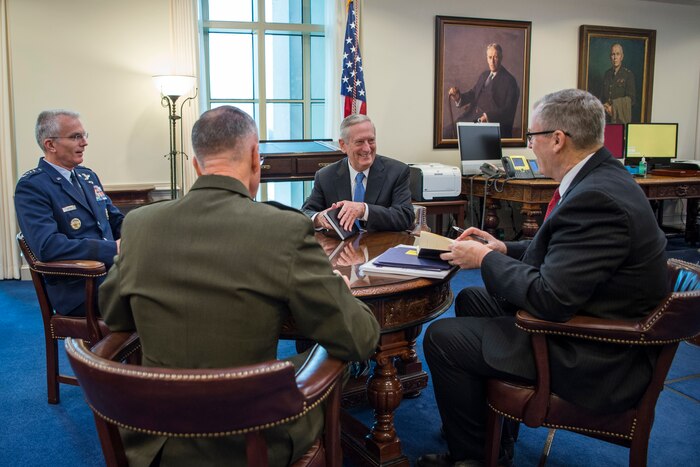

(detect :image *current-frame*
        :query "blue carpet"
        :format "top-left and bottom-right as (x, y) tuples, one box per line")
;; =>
(2, 257), (700, 465)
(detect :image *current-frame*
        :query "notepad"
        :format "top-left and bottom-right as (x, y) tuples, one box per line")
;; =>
(322, 207), (357, 240)
(416, 231), (454, 260)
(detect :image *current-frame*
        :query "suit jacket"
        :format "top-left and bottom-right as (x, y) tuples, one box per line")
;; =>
(100, 175), (380, 467)
(480, 148), (667, 411)
(457, 66), (519, 137)
(301, 155), (414, 232)
(14, 157), (123, 314)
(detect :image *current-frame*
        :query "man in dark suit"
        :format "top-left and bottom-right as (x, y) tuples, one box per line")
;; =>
(100, 105), (380, 466)
(301, 114), (414, 232)
(14, 110), (123, 316)
(447, 43), (520, 138)
(418, 89), (667, 467)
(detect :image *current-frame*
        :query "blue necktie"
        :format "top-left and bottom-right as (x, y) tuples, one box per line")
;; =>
(70, 171), (87, 204)
(353, 172), (365, 231)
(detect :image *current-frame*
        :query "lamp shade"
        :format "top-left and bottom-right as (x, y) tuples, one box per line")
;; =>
(152, 75), (196, 98)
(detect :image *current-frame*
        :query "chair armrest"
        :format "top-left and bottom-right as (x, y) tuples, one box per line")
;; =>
(31, 259), (106, 277)
(91, 331), (141, 362)
(295, 345), (347, 406)
(516, 310), (651, 344)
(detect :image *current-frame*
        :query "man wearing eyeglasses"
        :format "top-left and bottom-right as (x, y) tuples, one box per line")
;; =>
(417, 89), (667, 467)
(14, 109), (123, 316)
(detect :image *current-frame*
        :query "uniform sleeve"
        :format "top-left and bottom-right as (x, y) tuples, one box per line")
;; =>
(14, 177), (119, 265)
(99, 252), (136, 332)
(285, 222), (380, 361)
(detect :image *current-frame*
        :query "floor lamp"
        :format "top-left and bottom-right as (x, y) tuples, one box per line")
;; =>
(152, 75), (197, 199)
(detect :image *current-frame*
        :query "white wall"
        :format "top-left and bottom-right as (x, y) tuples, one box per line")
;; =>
(7, 0), (700, 187)
(9, 0), (173, 186)
(362, 0), (700, 166)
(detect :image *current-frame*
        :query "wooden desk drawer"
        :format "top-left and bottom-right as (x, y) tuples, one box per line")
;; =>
(644, 183), (700, 199)
(297, 156), (344, 175)
(260, 157), (293, 177)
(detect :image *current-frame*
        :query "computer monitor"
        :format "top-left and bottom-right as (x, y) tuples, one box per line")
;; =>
(456, 122), (503, 175)
(625, 123), (678, 168)
(604, 123), (626, 159)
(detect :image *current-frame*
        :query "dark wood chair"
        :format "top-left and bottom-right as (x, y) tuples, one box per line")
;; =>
(484, 258), (700, 467)
(17, 232), (108, 404)
(65, 332), (346, 467)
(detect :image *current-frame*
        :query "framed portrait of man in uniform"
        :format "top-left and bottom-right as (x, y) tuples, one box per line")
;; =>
(578, 25), (656, 124)
(433, 16), (531, 149)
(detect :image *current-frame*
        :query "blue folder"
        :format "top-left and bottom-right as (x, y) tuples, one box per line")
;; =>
(373, 246), (452, 271)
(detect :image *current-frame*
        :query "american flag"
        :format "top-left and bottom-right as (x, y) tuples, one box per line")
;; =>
(341, 0), (366, 117)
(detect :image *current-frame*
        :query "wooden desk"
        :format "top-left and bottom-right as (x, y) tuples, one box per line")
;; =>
(104, 184), (155, 214)
(462, 175), (700, 243)
(310, 231), (455, 467)
(259, 140), (345, 182)
(413, 199), (467, 235)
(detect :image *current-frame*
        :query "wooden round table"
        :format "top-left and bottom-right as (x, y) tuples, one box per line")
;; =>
(316, 231), (456, 467)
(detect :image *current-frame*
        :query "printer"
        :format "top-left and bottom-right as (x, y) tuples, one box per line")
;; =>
(409, 163), (462, 201)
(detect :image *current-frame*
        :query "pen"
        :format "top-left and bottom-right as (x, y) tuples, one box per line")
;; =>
(451, 226), (489, 244)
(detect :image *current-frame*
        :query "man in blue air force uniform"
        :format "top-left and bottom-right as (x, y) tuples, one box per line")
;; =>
(14, 110), (123, 316)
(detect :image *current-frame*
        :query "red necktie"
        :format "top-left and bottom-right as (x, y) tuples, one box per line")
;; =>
(544, 188), (561, 220)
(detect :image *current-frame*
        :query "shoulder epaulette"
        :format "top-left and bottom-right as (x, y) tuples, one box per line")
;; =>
(19, 167), (43, 179)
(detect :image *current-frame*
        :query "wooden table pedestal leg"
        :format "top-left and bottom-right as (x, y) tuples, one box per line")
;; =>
(483, 199), (501, 236)
(341, 351), (410, 467)
(520, 203), (544, 239)
(395, 325), (423, 398)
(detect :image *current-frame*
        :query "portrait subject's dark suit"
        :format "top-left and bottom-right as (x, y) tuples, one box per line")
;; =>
(100, 175), (380, 467)
(301, 155), (414, 232)
(14, 157), (123, 315)
(453, 66), (520, 137)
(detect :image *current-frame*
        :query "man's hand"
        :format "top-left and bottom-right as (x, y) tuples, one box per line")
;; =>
(455, 227), (507, 254)
(441, 227), (506, 269)
(477, 112), (489, 123)
(336, 243), (366, 267)
(448, 87), (461, 102)
(334, 200), (365, 231)
(603, 102), (613, 116)
(313, 208), (334, 230)
(333, 269), (352, 289)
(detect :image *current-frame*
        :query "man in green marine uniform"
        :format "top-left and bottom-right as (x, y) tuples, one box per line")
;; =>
(600, 43), (636, 123)
(99, 105), (380, 466)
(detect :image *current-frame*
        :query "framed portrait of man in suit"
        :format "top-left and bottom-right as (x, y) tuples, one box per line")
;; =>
(578, 25), (656, 124)
(434, 16), (531, 149)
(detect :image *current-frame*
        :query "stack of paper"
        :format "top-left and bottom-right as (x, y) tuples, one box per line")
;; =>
(360, 245), (455, 279)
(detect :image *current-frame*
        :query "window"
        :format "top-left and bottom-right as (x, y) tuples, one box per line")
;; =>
(201, 0), (327, 207)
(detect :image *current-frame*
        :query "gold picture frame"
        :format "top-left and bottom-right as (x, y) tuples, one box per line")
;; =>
(578, 25), (656, 123)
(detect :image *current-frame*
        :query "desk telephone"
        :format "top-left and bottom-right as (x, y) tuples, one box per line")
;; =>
(479, 162), (503, 177)
(502, 155), (546, 179)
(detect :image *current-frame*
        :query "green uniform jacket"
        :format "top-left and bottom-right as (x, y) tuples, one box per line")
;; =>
(100, 175), (380, 467)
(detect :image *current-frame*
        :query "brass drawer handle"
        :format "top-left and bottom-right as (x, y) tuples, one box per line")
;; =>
(261, 164), (271, 170)
(676, 185), (689, 197)
(318, 162), (332, 168)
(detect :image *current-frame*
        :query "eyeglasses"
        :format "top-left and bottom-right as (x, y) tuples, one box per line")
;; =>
(526, 130), (571, 143)
(49, 133), (89, 142)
